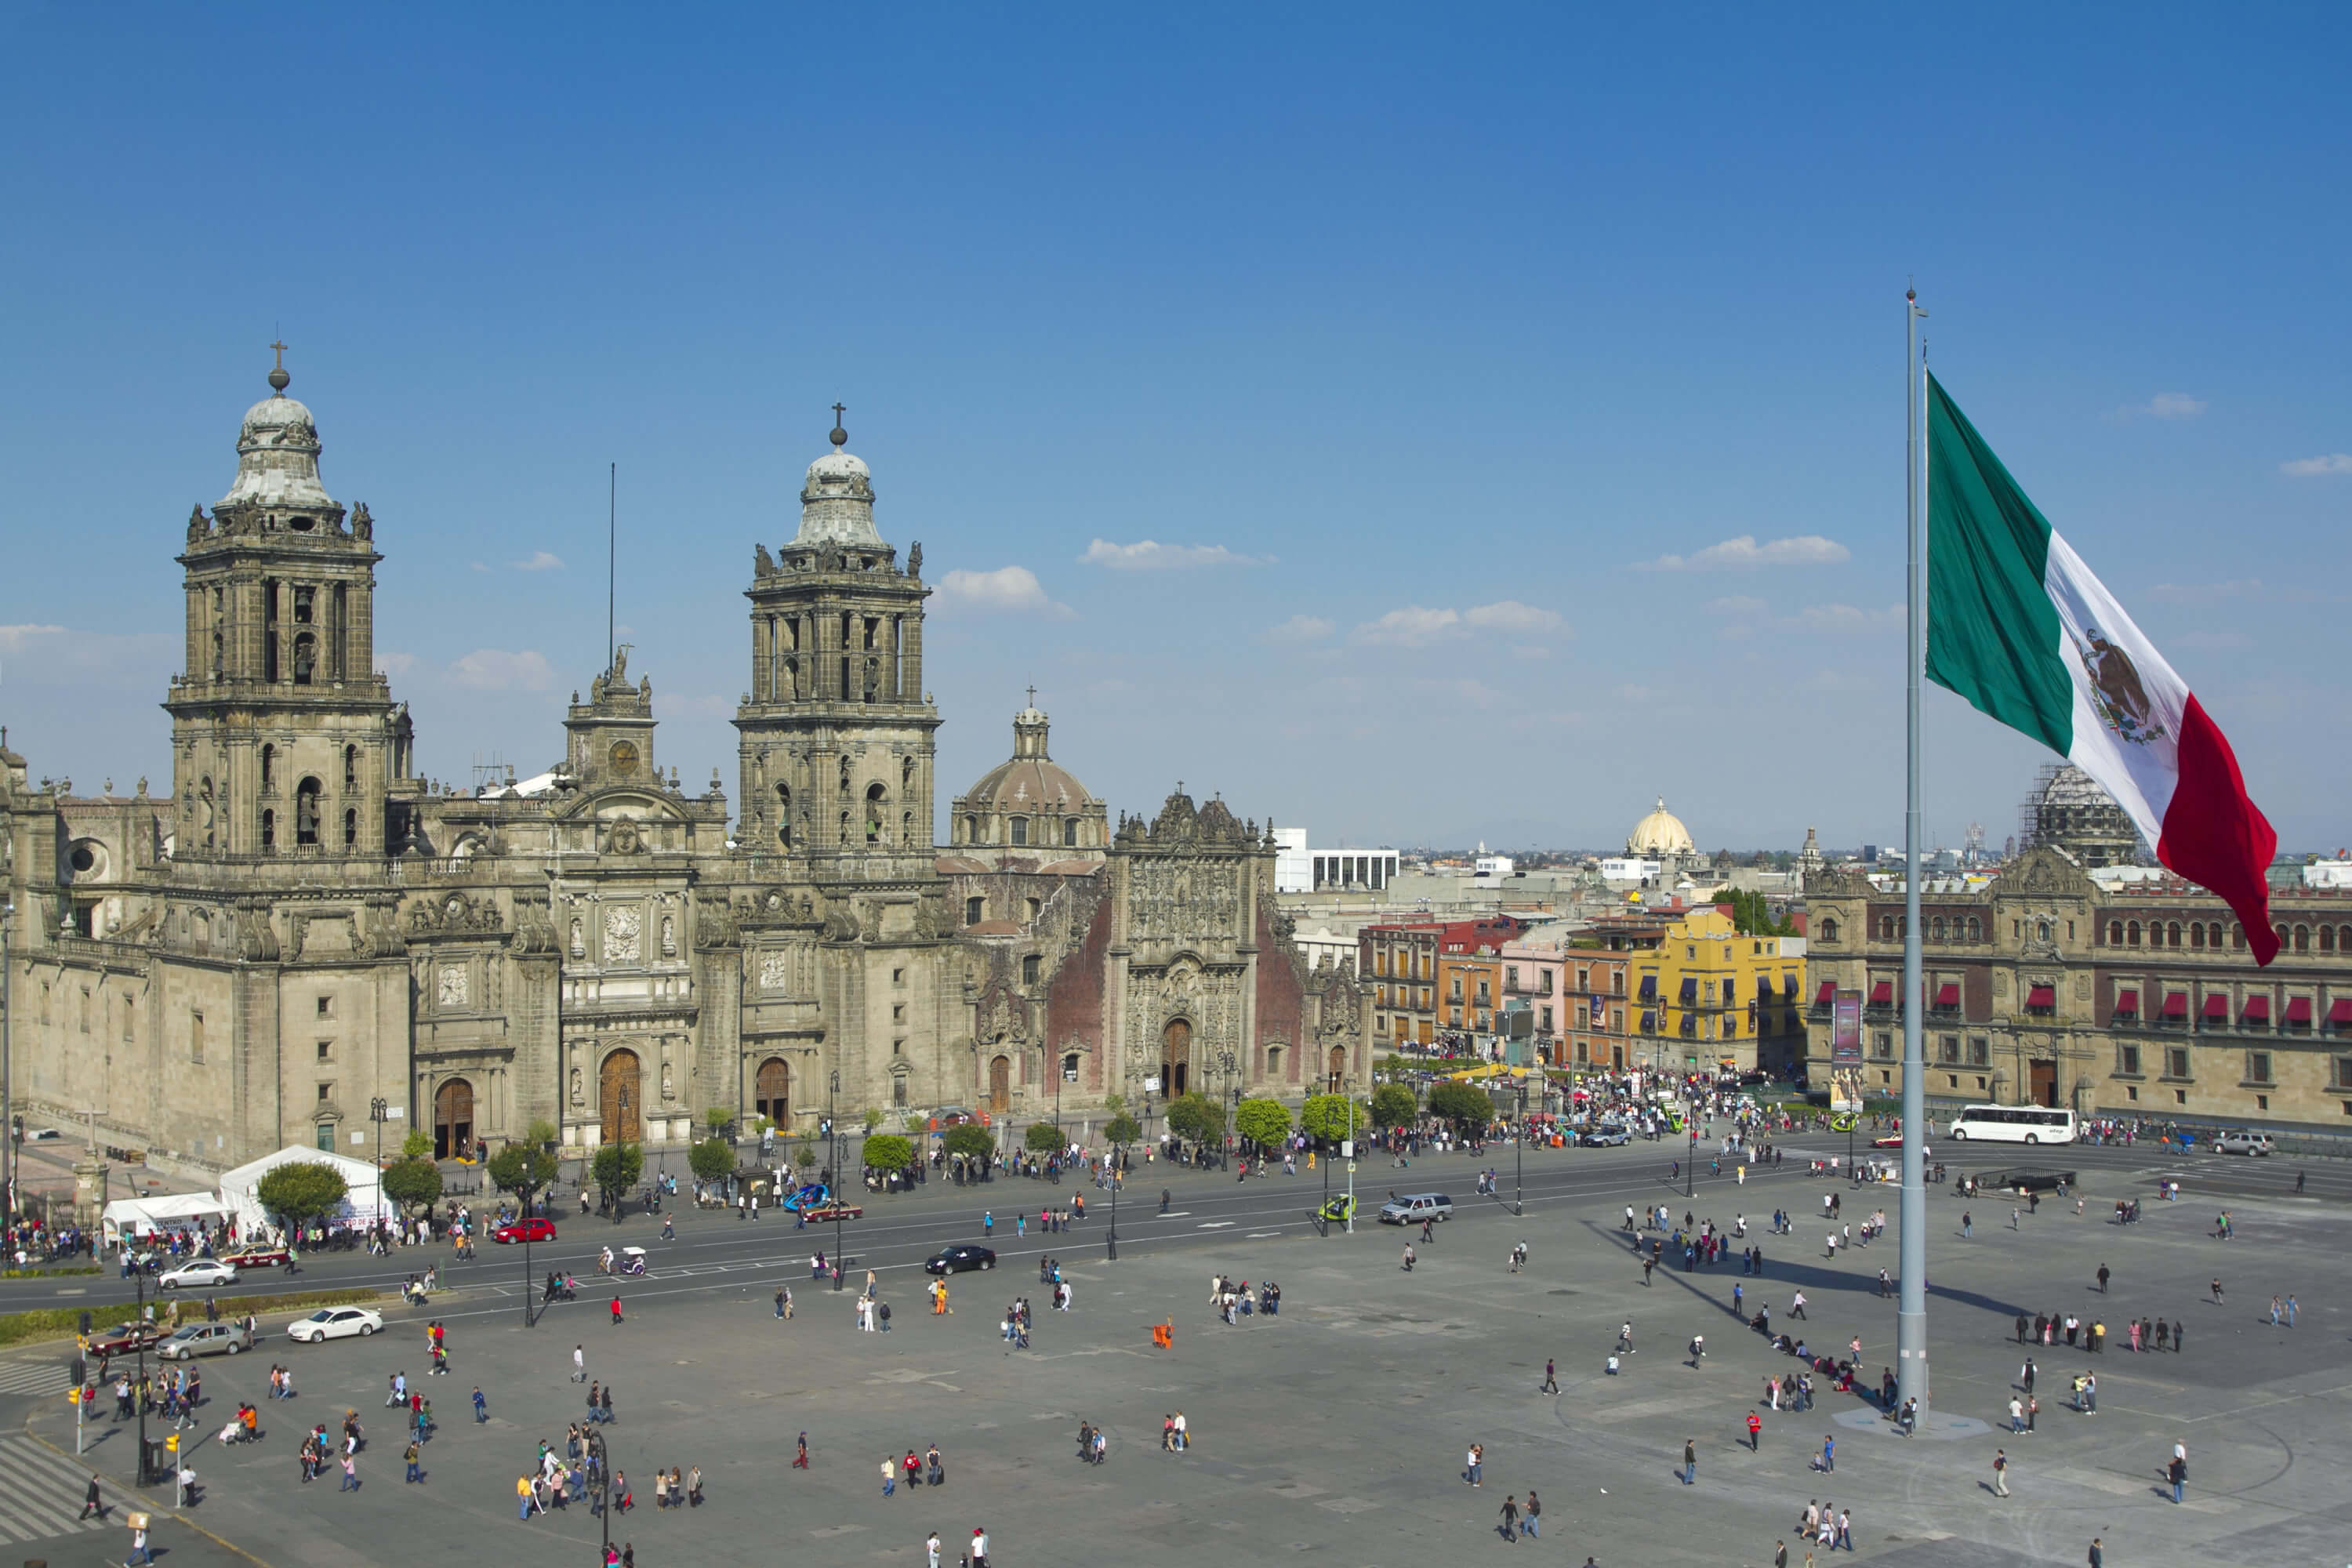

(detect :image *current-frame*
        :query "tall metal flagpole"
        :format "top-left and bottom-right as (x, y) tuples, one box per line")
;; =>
(1898, 289), (1931, 1415)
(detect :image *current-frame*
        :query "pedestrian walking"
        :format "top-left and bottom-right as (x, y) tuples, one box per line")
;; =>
(404, 1438), (423, 1483)
(340, 1450), (360, 1492)
(1992, 1448), (2009, 1497)
(2096, 1263), (2110, 1294)
(1748, 1410), (1763, 1450)
(80, 1473), (103, 1520)
(1523, 1489), (1540, 1537)
(1541, 1358), (1559, 1396)
(2089, 1539), (2103, 1568)
(573, 1345), (586, 1382)
(610, 1295), (624, 1325)
(2009, 1398), (2024, 1433)
(1465, 1443), (1483, 1486)
(1497, 1494), (1519, 1541)
(2210, 1277), (2224, 1305)
(1682, 1437), (1697, 1486)
(2167, 1452), (2186, 1504)
(473, 1386), (488, 1423)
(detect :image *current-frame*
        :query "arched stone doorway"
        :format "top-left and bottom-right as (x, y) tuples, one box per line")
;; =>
(754, 1057), (791, 1127)
(433, 1077), (474, 1160)
(600, 1047), (642, 1144)
(988, 1054), (1011, 1115)
(1326, 1045), (1347, 1094)
(1161, 1019), (1192, 1098)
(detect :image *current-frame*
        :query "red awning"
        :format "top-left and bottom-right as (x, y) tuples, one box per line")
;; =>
(2330, 999), (2352, 1025)
(2241, 995), (2270, 1022)
(1869, 981), (1893, 1004)
(2114, 988), (2139, 1014)
(1815, 981), (1836, 1005)
(2161, 992), (2188, 1017)
(1935, 983), (1960, 1008)
(2202, 993), (2228, 1019)
(2027, 984), (2056, 1007)
(2285, 996), (2313, 1023)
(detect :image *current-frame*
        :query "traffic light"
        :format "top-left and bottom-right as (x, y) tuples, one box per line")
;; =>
(9, 1115), (20, 1144)
(78, 1311), (93, 1336)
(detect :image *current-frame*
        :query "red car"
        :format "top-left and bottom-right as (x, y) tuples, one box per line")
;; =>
(85, 1321), (162, 1358)
(492, 1218), (557, 1244)
(220, 1247), (292, 1269)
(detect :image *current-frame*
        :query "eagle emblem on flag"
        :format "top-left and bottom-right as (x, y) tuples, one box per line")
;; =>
(2071, 626), (2167, 746)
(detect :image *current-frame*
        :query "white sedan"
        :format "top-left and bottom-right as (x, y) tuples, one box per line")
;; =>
(157, 1259), (238, 1290)
(287, 1306), (383, 1344)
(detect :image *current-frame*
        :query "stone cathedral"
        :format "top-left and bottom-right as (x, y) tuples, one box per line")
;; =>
(0, 361), (1365, 1178)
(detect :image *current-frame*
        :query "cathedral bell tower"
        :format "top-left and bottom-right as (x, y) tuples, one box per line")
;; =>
(733, 412), (939, 876)
(162, 349), (402, 861)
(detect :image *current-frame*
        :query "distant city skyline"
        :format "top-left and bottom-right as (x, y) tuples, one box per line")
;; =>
(3, 9), (2345, 850)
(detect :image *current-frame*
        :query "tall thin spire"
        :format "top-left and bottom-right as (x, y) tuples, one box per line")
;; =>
(608, 462), (617, 674)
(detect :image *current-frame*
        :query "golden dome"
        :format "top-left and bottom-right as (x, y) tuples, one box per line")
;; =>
(1627, 796), (1695, 856)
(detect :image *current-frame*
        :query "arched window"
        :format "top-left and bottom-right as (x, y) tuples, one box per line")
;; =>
(2274, 924), (2291, 951)
(1969, 917), (1982, 942)
(866, 782), (887, 845)
(261, 745), (276, 791)
(1819, 917), (1838, 942)
(1064, 818), (1080, 848)
(343, 808), (358, 848)
(294, 777), (321, 846)
(961, 815), (977, 844)
(1010, 816), (1029, 848)
(1930, 916), (1945, 941)
(2167, 922), (2181, 947)
(2339, 925), (2352, 954)
(2293, 924), (2310, 953)
(1880, 915), (1895, 941)
(777, 783), (793, 848)
(260, 808), (275, 850)
(344, 745), (358, 791)
(2231, 924), (2245, 949)
(292, 630), (318, 685)
(2190, 922), (2205, 949)
(902, 810), (914, 844)
(2128, 920), (2140, 946)
(2107, 920), (2122, 946)
(2320, 924), (2335, 953)
(2038, 920), (2051, 943)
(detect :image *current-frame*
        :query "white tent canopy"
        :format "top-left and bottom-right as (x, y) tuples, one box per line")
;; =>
(217, 1145), (391, 1236)
(100, 1192), (233, 1244)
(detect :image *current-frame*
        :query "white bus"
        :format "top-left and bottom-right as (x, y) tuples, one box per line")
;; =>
(1944, 1105), (2077, 1145)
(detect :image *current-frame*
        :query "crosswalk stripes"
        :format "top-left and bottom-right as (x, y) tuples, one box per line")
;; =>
(0, 1360), (73, 1396)
(0, 1435), (110, 1541)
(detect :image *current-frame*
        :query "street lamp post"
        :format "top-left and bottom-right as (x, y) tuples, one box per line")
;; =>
(589, 1428), (610, 1563)
(1686, 1117), (1697, 1200)
(2, 896), (15, 1219)
(1514, 1082), (1527, 1216)
(368, 1098), (390, 1245)
(1105, 1136), (1120, 1261)
(829, 1069), (844, 1290)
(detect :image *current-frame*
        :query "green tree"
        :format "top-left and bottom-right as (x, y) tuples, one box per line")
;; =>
(380, 1156), (443, 1215)
(941, 1123), (996, 1163)
(1371, 1082), (1418, 1129)
(1163, 1092), (1226, 1147)
(254, 1161), (348, 1231)
(1103, 1112), (1142, 1146)
(687, 1138), (735, 1185)
(862, 1107), (885, 1134)
(1299, 1093), (1363, 1142)
(705, 1107), (735, 1137)
(1425, 1080), (1495, 1132)
(1024, 1122), (1065, 1155)
(1234, 1097), (1291, 1149)
(794, 1142), (818, 1171)
(902, 1113), (927, 1135)
(487, 1141), (560, 1203)
(399, 1127), (434, 1162)
(591, 1142), (644, 1212)
(862, 1133), (914, 1173)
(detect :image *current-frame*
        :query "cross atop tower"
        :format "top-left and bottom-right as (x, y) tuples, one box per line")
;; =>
(1025, 684), (1036, 709)
(829, 403), (848, 448)
(267, 339), (291, 392)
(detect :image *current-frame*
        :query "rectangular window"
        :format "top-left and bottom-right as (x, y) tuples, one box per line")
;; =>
(965, 897), (985, 924)
(2336, 1057), (2352, 1090)
(1871, 1032), (1893, 1060)
(317, 1082), (333, 1102)
(1969, 1036), (1990, 1066)
(2166, 1047), (2191, 1080)
(316, 996), (333, 1018)
(1506, 967), (1520, 990)
(1009, 817), (1028, 847)
(892, 1002), (907, 1022)
(893, 968), (906, 985)
(2116, 1044), (2141, 1076)
(316, 1040), (332, 1062)
(1539, 1005), (1552, 1031)
(191, 1010), (205, 1065)
(2247, 1051), (2273, 1084)
(1022, 955), (1040, 985)
(79, 988), (91, 1033)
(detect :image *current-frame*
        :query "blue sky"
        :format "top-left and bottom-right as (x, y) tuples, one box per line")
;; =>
(3, 6), (2346, 853)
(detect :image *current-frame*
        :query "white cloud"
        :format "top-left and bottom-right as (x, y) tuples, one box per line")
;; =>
(1704, 596), (1767, 616)
(2281, 452), (2352, 477)
(1080, 539), (1267, 570)
(1784, 603), (1904, 633)
(1465, 600), (1563, 634)
(2142, 393), (2207, 421)
(509, 551), (565, 572)
(1639, 535), (1850, 571)
(469, 561), (490, 573)
(2149, 578), (2261, 604)
(1351, 606), (1461, 647)
(446, 648), (557, 691)
(935, 566), (1075, 619)
(375, 652), (419, 677)
(1265, 615), (1336, 644)
(0, 623), (68, 652)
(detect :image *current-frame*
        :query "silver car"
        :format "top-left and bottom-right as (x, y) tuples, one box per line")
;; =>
(2215, 1132), (2274, 1156)
(158, 1322), (254, 1359)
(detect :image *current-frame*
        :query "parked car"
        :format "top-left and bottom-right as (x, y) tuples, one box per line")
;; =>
(157, 1258), (238, 1290)
(158, 1322), (254, 1359)
(85, 1322), (162, 1358)
(1376, 1193), (1455, 1225)
(287, 1306), (383, 1343)
(492, 1218), (558, 1244)
(2215, 1131), (2275, 1156)
(1577, 1126), (1632, 1148)
(922, 1244), (996, 1275)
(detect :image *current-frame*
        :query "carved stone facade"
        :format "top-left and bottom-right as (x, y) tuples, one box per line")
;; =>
(1, 368), (1361, 1178)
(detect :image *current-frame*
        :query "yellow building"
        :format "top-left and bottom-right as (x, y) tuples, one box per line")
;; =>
(1628, 908), (1808, 1079)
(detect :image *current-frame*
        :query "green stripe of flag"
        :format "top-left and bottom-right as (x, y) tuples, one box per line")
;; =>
(1925, 374), (2074, 756)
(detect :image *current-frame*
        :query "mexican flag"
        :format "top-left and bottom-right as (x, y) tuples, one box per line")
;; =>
(1925, 374), (2279, 965)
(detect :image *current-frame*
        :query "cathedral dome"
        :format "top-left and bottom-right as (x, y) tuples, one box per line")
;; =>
(1627, 796), (1696, 856)
(220, 360), (336, 513)
(950, 699), (1107, 855)
(794, 418), (884, 548)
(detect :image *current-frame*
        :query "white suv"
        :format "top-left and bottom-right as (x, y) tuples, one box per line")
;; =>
(2215, 1132), (2274, 1156)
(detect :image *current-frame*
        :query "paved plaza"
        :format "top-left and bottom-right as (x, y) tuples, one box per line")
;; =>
(4, 1138), (2350, 1567)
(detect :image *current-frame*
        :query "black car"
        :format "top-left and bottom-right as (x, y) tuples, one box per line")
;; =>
(924, 1244), (996, 1275)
